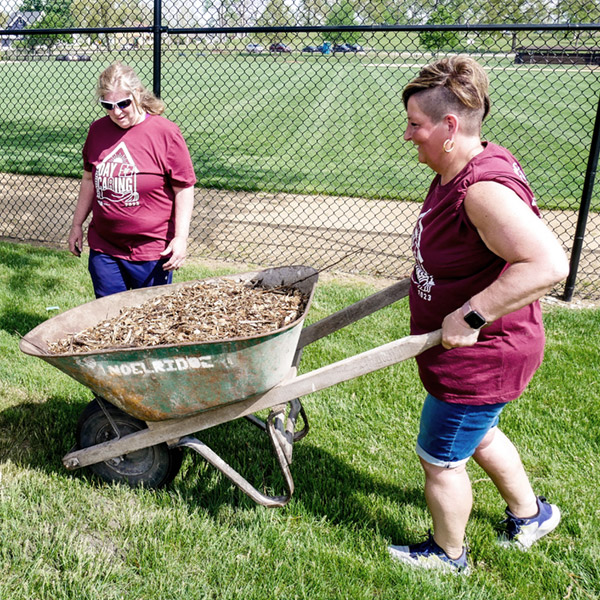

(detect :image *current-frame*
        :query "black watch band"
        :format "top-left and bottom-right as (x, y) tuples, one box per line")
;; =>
(462, 301), (487, 329)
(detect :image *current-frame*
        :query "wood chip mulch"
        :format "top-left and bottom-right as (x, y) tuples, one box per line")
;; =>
(47, 279), (308, 355)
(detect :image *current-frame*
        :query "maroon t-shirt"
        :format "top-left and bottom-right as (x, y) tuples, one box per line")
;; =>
(409, 142), (545, 405)
(83, 114), (196, 260)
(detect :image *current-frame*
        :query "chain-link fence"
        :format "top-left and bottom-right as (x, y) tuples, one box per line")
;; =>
(0, 1), (599, 300)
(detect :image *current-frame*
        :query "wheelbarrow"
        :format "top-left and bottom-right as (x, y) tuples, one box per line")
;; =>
(20, 265), (441, 507)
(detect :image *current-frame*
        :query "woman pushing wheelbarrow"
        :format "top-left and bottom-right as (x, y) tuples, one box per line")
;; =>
(387, 55), (569, 574)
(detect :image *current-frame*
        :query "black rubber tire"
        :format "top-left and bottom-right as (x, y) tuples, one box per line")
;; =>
(75, 397), (183, 489)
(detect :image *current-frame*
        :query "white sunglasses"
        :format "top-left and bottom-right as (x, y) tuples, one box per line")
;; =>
(99, 96), (134, 111)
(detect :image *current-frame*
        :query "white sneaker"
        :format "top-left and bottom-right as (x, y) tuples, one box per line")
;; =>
(498, 496), (561, 550)
(388, 531), (470, 574)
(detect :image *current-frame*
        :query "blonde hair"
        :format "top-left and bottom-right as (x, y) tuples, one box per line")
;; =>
(96, 62), (165, 115)
(402, 56), (490, 135)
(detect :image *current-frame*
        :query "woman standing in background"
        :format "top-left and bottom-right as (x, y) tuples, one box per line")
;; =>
(68, 61), (196, 297)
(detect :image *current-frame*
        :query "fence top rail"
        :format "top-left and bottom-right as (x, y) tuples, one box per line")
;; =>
(0, 26), (156, 37)
(516, 46), (600, 51)
(161, 23), (600, 35)
(2, 22), (600, 38)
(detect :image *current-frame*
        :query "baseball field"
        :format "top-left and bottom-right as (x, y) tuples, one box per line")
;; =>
(0, 51), (598, 210)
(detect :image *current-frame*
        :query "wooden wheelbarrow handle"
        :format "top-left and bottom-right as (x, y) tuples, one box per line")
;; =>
(287, 328), (442, 399)
(62, 329), (442, 472)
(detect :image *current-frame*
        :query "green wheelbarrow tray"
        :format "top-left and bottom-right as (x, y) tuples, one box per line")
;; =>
(20, 265), (319, 422)
(20, 268), (441, 507)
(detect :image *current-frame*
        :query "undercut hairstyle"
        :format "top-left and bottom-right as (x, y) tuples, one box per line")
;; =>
(402, 56), (490, 136)
(96, 62), (165, 115)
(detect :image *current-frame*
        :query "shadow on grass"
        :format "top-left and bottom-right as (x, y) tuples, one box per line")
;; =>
(0, 394), (426, 539)
(0, 307), (51, 337)
(169, 417), (428, 540)
(0, 395), (84, 471)
(0, 243), (69, 293)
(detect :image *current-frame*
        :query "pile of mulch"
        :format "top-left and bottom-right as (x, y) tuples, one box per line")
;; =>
(47, 279), (308, 354)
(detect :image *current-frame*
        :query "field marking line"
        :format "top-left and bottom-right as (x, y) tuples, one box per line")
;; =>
(364, 62), (598, 74)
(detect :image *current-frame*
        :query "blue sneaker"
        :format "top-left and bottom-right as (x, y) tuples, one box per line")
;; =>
(498, 496), (561, 550)
(388, 531), (470, 574)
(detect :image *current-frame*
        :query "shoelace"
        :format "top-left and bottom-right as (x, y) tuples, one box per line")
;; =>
(413, 531), (470, 560)
(499, 511), (528, 538)
(499, 497), (544, 538)
(411, 531), (439, 555)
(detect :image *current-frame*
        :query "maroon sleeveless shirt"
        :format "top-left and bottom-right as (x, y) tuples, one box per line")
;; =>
(409, 142), (544, 405)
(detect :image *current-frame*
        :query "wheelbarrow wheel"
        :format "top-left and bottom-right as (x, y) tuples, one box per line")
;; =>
(75, 398), (183, 489)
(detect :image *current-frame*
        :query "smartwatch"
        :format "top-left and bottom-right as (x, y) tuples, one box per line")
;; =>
(462, 300), (487, 329)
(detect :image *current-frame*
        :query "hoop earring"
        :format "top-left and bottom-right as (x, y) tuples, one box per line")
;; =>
(443, 139), (455, 153)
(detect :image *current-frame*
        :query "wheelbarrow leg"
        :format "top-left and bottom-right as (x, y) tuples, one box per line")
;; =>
(174, 424), (295, 507)
(245, 337), (310, 441)
(289, 398), (310, 442)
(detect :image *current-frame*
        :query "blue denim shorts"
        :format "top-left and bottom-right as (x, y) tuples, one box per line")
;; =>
(416, 394), (507, 469)
(89, 250), (172, 298)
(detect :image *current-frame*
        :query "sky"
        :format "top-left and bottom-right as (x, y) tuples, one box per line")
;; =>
(0, 0), (232, 23)
(1, 0), (18, 15)
(0, 0), (279, 26)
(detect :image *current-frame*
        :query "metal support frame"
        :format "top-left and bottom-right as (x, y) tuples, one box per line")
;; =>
(173, 403), (297, 508)
(152, 0), (163, 98)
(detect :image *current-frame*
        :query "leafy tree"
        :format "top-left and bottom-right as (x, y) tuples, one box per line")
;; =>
(256, 0), (296, 44)
(557, 0), (600, 22)
(473, 0), (545, 51)
(71, 0), (151, 49)
(114, 0), (152, 26)
(203, 0), (240, 29)
(556, 0), (600, 44)
(325, 0), (361, 44)
(234, 0), (254, 27)
(419, 4), (461, 52)
(18, 0), (73, 51)
(71, 0), (114, 48)
(298, 0), (330, 26)
(356, 0), (413, 25)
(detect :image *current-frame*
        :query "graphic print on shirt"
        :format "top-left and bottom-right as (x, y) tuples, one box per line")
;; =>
(512, 161), (538, 208)
(411, 208), (434, 301)
(95, 142), (140, 207)
(512, 161), (528, 184)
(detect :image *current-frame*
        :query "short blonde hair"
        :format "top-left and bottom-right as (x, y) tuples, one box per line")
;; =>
(402, 56), (490, 134)
(96, 62), (165, 115)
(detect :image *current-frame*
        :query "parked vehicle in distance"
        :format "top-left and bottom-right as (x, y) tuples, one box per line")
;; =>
(246, 43), (264, 53)
(269, 42), (291, 53)
(332, 43), (353, 53)
(347, 44), (364, 52)
(55, 54), (91, 61)
(302, 45), (319, 53)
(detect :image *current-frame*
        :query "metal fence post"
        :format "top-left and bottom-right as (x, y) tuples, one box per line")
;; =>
(562, 93), (600, 302)
(152, 0), (162, 98)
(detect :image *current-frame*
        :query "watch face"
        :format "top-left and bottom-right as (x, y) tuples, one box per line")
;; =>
(464, 310), (487, 329)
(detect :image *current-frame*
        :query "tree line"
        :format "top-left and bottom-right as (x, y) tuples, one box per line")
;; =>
(3, 0), (600, 52)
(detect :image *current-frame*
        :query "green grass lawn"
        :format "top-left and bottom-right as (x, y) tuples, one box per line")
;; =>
(0, 50), (598, 210)
(0, 241), (598, 599)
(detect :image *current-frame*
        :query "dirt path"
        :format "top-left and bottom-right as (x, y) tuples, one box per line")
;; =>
(0, 173), (597, 302)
